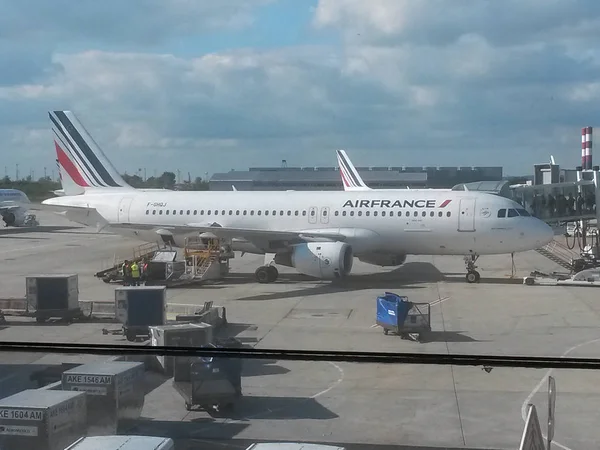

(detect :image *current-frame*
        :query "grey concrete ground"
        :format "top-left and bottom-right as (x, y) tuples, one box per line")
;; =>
(1, 210), (600, 449)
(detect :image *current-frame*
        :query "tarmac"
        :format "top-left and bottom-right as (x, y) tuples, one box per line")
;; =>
(1, 210), (600, 449)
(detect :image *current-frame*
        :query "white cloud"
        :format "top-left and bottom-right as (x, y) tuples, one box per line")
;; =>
(1, 0), (600, 177)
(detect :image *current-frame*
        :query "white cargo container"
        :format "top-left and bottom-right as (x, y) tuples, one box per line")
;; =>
(149, 322), (213, 375)
(245, 444), (346, 450)
(61, 361), (145, 435)
(0, 389), (86, 450)
(65, 435), (174, 450)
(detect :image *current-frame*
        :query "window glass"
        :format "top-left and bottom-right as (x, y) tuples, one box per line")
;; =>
(497, 209), (506, 218)
(507, 209), (518, 217)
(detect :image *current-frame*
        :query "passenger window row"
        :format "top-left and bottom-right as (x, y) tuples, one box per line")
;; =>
(144, 209), (453, 218)
(497, 208), (531, 218)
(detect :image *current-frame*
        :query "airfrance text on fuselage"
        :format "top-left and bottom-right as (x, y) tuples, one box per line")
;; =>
(343, 199), (451, 208)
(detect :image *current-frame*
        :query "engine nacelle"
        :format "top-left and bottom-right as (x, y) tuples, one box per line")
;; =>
(358, 253), (407, 267)
(275, 242), (353, 279)
(2, 209), (28, 227)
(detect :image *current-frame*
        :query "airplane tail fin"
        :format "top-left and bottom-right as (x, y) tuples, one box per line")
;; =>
(49, 110), (134, 196)
(336, 149), (371, 191)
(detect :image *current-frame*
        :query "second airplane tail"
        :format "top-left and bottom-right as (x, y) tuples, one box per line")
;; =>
(336, 149), (371, 191)
(50, 110), (134, 196)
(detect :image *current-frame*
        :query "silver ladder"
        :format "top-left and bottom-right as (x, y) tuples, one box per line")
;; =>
(535, 240), (577, 272)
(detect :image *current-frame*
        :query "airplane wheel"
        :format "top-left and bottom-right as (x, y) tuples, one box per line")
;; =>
(266, 265), (278, 282)
(466, 270), (480, 283)
(255, 266), (270, 284)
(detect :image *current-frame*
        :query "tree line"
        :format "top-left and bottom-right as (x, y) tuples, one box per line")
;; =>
(0, 171), (210, 201)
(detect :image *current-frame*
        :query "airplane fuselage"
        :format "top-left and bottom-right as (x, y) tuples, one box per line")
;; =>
(44, 189), (553, 256)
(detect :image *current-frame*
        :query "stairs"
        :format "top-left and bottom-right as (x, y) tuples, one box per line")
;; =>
(535, 240), (577, 271)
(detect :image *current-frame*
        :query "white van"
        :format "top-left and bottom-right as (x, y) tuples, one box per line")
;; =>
(64, 435), (174, 450)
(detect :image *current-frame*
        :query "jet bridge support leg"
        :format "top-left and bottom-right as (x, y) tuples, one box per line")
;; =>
(464, 254), (480, 283)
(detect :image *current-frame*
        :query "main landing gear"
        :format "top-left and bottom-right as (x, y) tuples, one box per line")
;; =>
(255, 265), (279, 283)
(464, 254), (480, 283)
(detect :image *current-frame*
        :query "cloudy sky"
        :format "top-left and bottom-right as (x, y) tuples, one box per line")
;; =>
(1, 0), (599, 180)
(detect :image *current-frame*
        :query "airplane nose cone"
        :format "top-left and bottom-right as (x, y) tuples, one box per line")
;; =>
(536, 220), (554, 247)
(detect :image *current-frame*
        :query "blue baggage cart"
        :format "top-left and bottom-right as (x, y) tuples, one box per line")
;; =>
(376, 292), (431, 341)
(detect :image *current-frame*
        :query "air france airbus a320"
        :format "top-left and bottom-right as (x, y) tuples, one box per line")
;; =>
(42, 110), (554, 284)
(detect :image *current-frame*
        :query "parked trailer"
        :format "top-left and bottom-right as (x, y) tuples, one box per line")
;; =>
(65, 435), (174, 450)
(0, 389), (86, 450)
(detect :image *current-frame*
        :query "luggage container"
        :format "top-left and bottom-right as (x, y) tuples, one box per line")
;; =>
(115, 286), (167, 341)
(0, 389), (86, 450)
(245, 444), (346, 450)
(61, 361), (145, 435)
(376, 292), (431, 342)
(65, 435), (174, 450)
(173, 340), (243, 413)
(149, 322), (213, 376)
(26, 274), (81, 323)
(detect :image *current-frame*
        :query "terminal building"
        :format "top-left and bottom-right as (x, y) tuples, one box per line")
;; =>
(209, 165), (504, 191)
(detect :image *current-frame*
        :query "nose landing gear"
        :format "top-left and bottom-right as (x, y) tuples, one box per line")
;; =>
(464, 254), (480, 283)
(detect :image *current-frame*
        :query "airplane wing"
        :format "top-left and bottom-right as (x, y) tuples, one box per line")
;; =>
(113, 222), (348, 251)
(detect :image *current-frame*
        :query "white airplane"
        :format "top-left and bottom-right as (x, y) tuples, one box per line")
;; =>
(336, 149), (453, 192)
(0, 189), (39, 227)
(43, 110), (554, 284)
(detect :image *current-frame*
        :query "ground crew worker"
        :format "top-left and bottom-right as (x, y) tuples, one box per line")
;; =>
(141, 259), (149, 284)
(122, 260), (131, 286)
(130, 261), (141, 286)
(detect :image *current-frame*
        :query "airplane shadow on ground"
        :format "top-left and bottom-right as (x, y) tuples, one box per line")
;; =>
(231, 262), (444, 302)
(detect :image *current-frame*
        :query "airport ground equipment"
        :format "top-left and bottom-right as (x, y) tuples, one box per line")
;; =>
(376, 292), (431, 342)
(26, 274), (82, 323)
(96, 238), (232, 287)
(61, 361), (145, 436)
(0, 389), (87, 450)
(245, 444), (346, 450)
(95, 242), (166, 283)
(115, 286), (167, 341)
(65, 435), (175, 450)
(524, 268), (600, 287)
(173, 338), (243, 413)
(149, 322), (213, 376)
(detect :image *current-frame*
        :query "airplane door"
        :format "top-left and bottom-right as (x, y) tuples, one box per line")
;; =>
(308, 206), (318, 224)
(118, 197), (134, 222)
(458, 198), (476, 232)
(320, 207), (330, 224)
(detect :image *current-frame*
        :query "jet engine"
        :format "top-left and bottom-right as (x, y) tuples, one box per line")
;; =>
(1, 209), (27, 227)
(358, 253), (407, 267)
(275, 241), (354, 279)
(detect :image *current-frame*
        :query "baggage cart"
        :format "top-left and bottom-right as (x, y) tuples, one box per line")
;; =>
(173, 341), (243, 414)
(376, 292), (431, 342)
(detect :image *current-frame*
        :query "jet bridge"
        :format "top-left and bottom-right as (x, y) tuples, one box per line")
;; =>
(511, 166), (600, 273)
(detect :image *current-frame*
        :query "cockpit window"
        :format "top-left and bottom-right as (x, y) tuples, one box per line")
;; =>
(517, 208), (530, 217)
(497, 209), (506, 218)
(507, 209), (519, 217)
